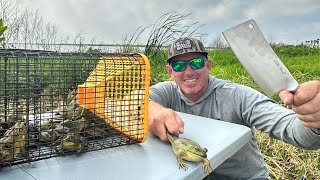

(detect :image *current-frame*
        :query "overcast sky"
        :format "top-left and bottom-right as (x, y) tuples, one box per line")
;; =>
(21, 0), (320, 45)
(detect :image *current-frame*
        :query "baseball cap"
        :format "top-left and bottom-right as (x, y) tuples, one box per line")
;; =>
(167, 37), (208, 63)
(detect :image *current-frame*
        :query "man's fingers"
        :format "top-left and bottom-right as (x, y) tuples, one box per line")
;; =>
(280, 81), (320, 107)
(299, 117), (320, 129)
(292, 91), (320, 115)
(279, 90), (294, 105)
(290, 81), (320, 115)
(148, 120), (159, 136)
(175, 113), (185, 134)
(297, 112), (320, 123)
(149, 109), (185, 141)
(148, 101), (185, 142)
(293, 81), (320, 106)
(157, 123), (169, 142)
(165, 112), (184, 136)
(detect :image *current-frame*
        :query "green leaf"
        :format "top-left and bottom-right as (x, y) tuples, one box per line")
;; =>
(0, 26), (8, 35)
(297, 163), (306, 180)
(0, 18), (7, 37)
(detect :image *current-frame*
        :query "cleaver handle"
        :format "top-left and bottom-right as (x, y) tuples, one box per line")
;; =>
(290, 86), (320, 135)
(288, 87), (320, 133)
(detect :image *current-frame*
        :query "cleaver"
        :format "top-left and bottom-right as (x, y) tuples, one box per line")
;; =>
(222, 19), (299, 98)
(223, 20), (320, 133)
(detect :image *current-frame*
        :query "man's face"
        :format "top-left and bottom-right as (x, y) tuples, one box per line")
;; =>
(166, 52), (212, 101)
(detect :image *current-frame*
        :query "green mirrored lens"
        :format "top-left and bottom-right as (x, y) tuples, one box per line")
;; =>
(171, 57), (205, 72)
(172, 61), (186, 72)
(189, 58), (205, 69)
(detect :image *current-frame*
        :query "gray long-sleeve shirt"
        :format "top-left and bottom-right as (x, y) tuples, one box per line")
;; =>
(149, 75), (320, 179)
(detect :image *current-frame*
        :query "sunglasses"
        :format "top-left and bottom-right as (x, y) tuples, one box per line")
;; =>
(170, 57), (206, 72)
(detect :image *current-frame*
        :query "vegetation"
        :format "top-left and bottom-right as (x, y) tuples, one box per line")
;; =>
(0, 18), (7, 45)
(118, 11), (204, 84)
(149, 45), (320, 179)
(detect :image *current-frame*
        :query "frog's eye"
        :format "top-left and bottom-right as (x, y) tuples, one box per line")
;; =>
(4, 144), (12, 150)
(195, 148), (201, 152)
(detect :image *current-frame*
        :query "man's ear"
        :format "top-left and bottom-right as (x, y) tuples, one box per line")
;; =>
(166, 64), (173, 75)
(206, 59), (212, 70)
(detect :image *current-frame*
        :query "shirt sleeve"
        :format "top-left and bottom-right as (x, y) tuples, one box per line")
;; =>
(149, 81), (174, 108)
(232, 84), (320, 150)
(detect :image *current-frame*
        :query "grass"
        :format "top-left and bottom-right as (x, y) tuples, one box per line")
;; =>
(150, 46), (320, 179)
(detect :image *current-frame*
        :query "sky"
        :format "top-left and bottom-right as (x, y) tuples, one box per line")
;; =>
(21, 0), (320, 46)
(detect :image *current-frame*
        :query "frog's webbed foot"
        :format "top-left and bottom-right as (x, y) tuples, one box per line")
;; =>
(202, 158), (213, 174)
(177, 156), (188, 171)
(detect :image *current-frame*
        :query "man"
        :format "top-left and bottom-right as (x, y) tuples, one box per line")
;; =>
(148, 37), (320, 179)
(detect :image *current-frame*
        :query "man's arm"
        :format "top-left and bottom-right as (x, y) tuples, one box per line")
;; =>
(233, 84), (320, 149)
(279, 80), (320, 133)
(148, 100), (184, 141)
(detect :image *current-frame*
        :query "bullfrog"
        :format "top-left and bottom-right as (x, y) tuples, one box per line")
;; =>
(167, 132), (213, 174)
(0, 121), (30, 164)
(54, 117), (88, 134)
(40, 129), (61, 144)
(55, 132), (88, 154)
(56, 89), (86, 120)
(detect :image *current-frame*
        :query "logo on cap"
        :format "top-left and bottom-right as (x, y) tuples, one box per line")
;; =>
(175, 40), (192, 50)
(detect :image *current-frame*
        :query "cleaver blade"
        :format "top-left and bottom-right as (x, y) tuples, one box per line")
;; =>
(222, 19), (299, 97)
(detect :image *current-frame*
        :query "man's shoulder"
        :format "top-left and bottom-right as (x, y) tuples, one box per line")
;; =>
(150, 80), (179, 94)
(211, 77), (237, 90)
(212, 78), (261, 96)
(151, 80), (177, 88)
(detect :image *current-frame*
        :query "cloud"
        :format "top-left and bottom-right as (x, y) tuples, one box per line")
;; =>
(18, 0), (320, 44)
(246, 0), (320, 19)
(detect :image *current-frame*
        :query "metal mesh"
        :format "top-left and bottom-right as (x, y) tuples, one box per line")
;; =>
(0, 49), (150, 167)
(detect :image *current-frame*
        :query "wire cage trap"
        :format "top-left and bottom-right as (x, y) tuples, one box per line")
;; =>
(0, 49), (150, 167)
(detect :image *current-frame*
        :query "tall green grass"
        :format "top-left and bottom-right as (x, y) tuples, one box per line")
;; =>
(150, 46), (320, 179)
(208, 47), (320, 179)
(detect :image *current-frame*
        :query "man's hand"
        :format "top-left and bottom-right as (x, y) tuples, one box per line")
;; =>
(279, 80), (320, 129)
(148, 100), (184, 141)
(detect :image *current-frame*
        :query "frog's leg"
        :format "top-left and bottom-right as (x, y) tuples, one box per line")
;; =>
(202, 158), (213, 174)
(176, 149), (188, 170)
